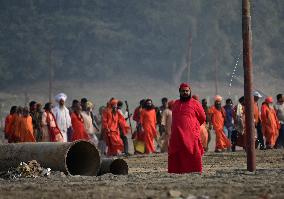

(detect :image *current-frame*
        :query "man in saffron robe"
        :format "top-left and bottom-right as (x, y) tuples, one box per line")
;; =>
(102, 99), (129, 156)
(4, 106), (17, 142)
(140, 99), (157, 154)
(261, 97), (280, 149)
(168, 83), (206, 173)
(19, 107), (36, 142)
(209, 95), (231, 152)
(71, 101), (90, 141)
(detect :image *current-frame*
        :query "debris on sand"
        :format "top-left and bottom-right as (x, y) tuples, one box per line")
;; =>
(0, 160), (51, 180)
(168, 190), (182, 198)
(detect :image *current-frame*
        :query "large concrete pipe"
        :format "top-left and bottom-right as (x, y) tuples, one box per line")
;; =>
(0, 140), (100, 176)
(98, 158), (128, 175)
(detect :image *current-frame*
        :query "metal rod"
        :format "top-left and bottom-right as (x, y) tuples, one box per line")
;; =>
(48, 46), (53, 102)
(242, 0), (256, 172)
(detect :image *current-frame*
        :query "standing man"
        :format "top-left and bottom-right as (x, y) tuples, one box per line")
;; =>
(160, 100), (174, 152)
(117, 100), (129, 155)
(102, 99), (129, 156)
(275, 94), (284, 148)
(140, 99), (157, 154)
(202, 98), (211, 150)
(253, 91), (265, 150)
(29, 101), (42, 141)
(157, 97), (168, 137)
(168, 83), (206, 173)
(223, 98), (234, 141)
(209, 95), (231, 152)
(52, 93), (72, 142)
(261, 97), (280, 149)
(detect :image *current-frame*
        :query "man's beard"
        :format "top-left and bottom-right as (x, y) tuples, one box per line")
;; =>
(180, 94), (191, 102)
(145, 105), (154, 110)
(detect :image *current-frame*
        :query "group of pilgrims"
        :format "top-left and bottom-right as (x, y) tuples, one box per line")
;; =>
(3, 88), (284, 158)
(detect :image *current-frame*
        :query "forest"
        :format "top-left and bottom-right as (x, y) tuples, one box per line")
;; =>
(0, 0), (283, 87)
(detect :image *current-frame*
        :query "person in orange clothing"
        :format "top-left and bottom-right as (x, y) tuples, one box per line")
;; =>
(4, 106), (17, 142)
(261, 97), (280, 149)
(200, 122), (209, 152)
(17, 107), (36, 142)
(209, 95), (231, 152)
(102, 99), (129, 156)
(71, 101), (90, 142)
(140, 99), (157, 154)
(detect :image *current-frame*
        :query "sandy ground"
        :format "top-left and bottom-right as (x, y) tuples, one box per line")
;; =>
(0, 149), (283, 199)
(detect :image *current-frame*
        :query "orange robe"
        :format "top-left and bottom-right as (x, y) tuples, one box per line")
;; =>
(102, 110), (128, 156)
(4, 114), (13, 140)
(12, 115), (23, 142)
(209, 106), (231, 150)
(71, 112), (90, 141)
(253, 102), (260, 125)
(140, 109), (157, 154)
(17, 116), (36, 142)
(200, 123), (208, 151)
(261, 104), (280, 147)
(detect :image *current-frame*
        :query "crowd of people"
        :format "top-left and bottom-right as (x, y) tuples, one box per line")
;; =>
(3, 87), (284, 160)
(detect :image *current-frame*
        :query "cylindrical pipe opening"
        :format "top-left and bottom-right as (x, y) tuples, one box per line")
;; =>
(99, 158), (128, 175)
(110, 159), (128, 175)
(65, 141), (100, 176)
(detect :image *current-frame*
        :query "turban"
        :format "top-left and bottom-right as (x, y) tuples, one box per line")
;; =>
(265, 96), (273, 104)
(86, 101), (93, 109)
(214, 95), (223, 102)
(55, 93), (67, 103)
(253, 91), (262, 98)
(179, 82), (190, 89)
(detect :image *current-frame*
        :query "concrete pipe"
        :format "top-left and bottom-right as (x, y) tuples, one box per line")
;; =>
(98, 158), (128, 175)
(0, 140), (100, 176)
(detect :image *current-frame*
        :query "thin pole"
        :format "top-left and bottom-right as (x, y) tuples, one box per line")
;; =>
(242, 0), (256, 172)
(214, 50), (218, 95)
(187, 32), (192, 83)
(48, 46), (53, 102)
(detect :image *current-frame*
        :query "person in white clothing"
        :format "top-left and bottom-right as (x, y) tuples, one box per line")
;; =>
(52, 93), (72, 142)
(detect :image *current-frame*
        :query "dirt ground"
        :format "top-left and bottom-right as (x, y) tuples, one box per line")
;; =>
(0, 149), (283, 199)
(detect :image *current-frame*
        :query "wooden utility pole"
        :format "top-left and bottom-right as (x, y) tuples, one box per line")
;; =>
(242, 0), (256, 172)
(187, 32), (192, 83)
(48, 46), (53, 102)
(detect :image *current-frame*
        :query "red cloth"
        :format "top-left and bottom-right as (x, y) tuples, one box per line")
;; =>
(140, 109), (157, 154)
(133, 107), (141, 123)
(4, 114), (13, 139)
(168, 98), (206, 173)
(71, 112), (90, 141)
